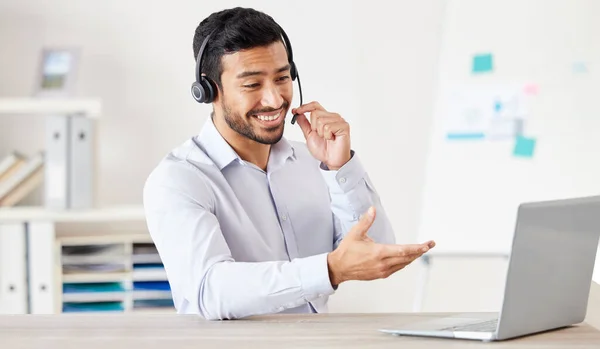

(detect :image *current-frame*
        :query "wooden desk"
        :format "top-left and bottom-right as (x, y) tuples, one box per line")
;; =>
(1, 313), (599, 348)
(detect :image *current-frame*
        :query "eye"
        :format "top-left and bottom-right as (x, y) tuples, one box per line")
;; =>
(277, 75), (290, 82)
(242, 83), (260, 88)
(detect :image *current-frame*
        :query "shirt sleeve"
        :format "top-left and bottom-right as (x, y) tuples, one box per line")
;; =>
(319, 151), (396, 247)
(143, 163), (335, 320)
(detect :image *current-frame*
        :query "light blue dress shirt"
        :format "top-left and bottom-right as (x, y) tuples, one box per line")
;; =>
(143, 116), (396, 320)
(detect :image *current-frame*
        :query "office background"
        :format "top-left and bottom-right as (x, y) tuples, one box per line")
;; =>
(0, 0), (598, 314)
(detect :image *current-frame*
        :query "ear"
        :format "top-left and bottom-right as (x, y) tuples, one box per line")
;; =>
(211, 80), (222, 103)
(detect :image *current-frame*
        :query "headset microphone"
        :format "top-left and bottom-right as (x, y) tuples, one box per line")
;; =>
(290, 73), (303, 125)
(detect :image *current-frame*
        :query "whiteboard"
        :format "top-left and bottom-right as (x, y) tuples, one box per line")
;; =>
(417, 0), (600, 267)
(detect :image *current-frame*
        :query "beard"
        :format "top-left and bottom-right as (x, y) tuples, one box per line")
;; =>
(221, 98), (289, 145)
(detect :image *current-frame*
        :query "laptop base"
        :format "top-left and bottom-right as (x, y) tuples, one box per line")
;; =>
(379, 329), (496, 341)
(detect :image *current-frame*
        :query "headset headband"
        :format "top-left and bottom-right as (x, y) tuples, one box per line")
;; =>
(194, 26), (295, 83)
(278, 24), (294, 65)
(195, 29), (216, 84)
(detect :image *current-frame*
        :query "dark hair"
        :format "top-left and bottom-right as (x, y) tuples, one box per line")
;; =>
(193, 7), (284, 91)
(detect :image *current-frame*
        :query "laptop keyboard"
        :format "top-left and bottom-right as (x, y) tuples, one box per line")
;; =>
(440, 318), (499, 332)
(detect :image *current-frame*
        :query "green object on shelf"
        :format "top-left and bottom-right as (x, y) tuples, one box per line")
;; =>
(134, 299), (174, 308)
(63, 301), (124, 312)
(63, 282), (124, 293)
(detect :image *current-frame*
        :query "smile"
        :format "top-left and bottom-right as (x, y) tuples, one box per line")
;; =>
(251, 109), (284, 126)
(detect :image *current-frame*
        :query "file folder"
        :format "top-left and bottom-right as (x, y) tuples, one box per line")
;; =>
(0, 223), (27, 314)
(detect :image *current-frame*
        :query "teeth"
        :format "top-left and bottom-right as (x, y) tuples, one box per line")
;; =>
(256, 113), (279, 121)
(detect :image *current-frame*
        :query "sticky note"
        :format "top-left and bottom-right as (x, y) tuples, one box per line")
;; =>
(523, 83), (539, 95)
(573, 62), (588, 73)
(513, 136), (536, 158)
(494, 100), (502, 112)
(446, 133), (485, 140)
(472, 53), (493, 73)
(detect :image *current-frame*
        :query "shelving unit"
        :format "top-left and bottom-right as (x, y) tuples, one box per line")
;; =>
(0, 205), (175, 314)
(58, 233), (173, 314)
(0, 96), (102, 314)
(0, 98), (174, 314)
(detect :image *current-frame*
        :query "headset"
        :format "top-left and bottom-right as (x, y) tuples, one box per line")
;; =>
(191, 25), (304, 124)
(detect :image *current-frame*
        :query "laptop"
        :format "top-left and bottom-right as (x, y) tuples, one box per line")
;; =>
(380, 195), (600, 341)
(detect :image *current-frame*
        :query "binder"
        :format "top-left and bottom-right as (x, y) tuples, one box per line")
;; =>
(44, 116), (69, 209)
(28, 221), (56, 314)
(0, 223), (27, 314)
(69, 116), (93, 209)
(44, 115), (94, 209)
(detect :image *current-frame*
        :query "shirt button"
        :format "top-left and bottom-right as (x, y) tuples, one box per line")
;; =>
(281, 215), (288, 221)
(339, 177), (347, 184)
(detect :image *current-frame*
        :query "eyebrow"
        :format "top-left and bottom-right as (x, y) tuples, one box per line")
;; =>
(236, 64), (291, 79)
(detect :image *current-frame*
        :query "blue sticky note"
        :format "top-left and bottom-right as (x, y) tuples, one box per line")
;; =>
(513, 136), (536, 158)
(494, 100), (502, 112)
(572, 62), (588, 73)
(472, 53), (493, 73)
(446, 133), (485, 140)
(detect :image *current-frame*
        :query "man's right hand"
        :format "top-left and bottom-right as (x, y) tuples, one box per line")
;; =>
(327, 206), (435, 287)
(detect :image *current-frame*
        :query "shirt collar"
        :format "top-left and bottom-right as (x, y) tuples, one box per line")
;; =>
(196, 115), (297, 171)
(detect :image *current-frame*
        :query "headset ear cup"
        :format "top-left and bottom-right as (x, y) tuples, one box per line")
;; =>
(290, 62), (298, 81)
(201, 76), (217, 103)
(191, 81), (206, 103)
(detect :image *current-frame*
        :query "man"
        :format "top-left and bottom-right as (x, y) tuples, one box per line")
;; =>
(143, 7), (435, 320)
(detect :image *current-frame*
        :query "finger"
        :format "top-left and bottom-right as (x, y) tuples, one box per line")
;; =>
(348, 206), (376, 240)
(309, 110), (335, 133)
(311, 112), (340, 137)
(379, 243), (431, 259)
(321, 121), (349, 140)
(383, 252), (425, 267)
(295, 114), (312, 140)
(416, 240), (436, 250)
(292, 101), (325, 115)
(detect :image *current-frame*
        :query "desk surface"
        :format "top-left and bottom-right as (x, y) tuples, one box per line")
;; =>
(1, 312), (599, 349)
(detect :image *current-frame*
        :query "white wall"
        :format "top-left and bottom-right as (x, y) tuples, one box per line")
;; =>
(0, 0), (445, 313)
(1, 0), (598, 314)
(415, 0), (600, 312)
(0, 0), (358, 206)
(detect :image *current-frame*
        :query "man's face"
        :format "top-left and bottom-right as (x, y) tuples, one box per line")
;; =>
(217, 41), (293, 145)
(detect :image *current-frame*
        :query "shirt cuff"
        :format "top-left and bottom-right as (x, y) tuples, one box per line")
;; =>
(293, 252), (335, 301)
(319, 150), (366, 195)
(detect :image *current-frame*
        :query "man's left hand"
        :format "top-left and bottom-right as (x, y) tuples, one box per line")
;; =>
(293, 101), (351, 170)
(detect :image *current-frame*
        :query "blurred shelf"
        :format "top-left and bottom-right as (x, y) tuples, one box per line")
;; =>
(0, 205), (145, 223)
(61, 254), (128, 264)
(61, 272), (130, 283)
(63, 291), (126, 303)
(131, 307), (176, 314)
(132, 269), (168, 282)
(132, 290), (172, 300)
(0, 97), (101, 118)
(132, 254), (162, 264)
(60, 233), (151, 246)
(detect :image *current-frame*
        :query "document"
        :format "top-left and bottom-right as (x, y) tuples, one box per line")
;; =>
(444, 83), (528, 141)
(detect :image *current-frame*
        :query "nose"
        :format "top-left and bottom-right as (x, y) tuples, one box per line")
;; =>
(260, 82), (284, 109)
